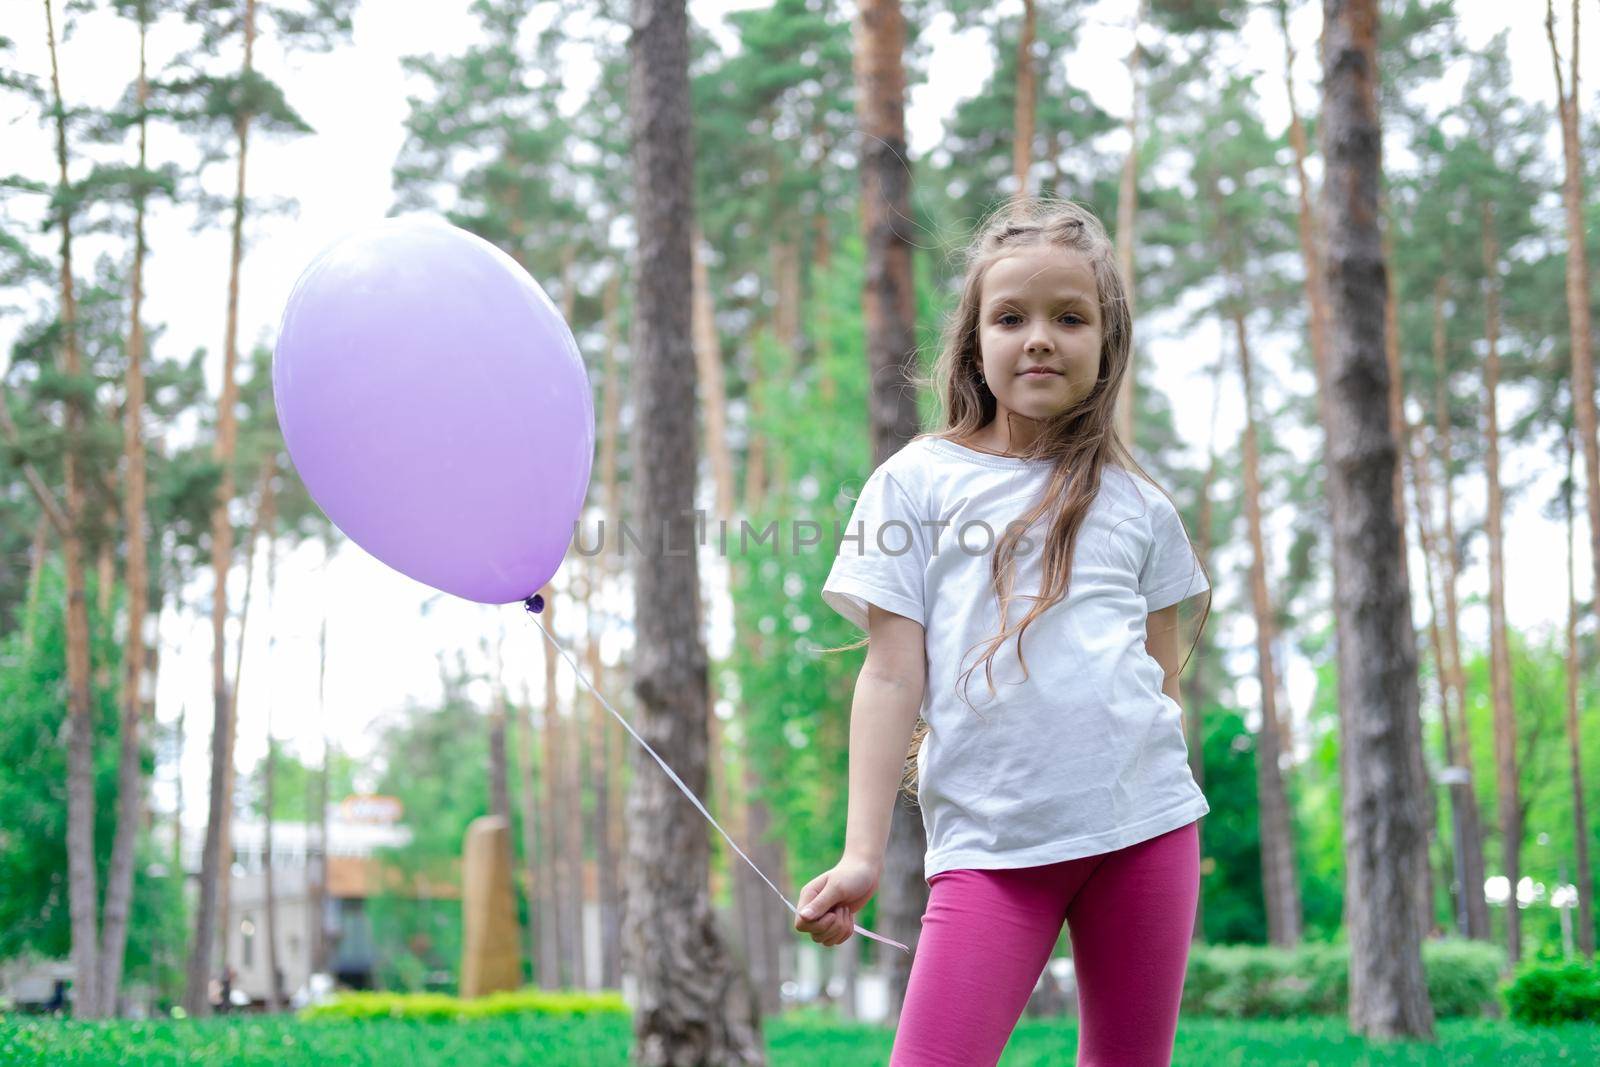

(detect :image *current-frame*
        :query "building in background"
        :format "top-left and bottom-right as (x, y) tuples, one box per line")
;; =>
(180, 794), (458, 1005)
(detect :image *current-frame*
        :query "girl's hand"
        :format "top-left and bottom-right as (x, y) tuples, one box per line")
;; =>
(793, 856), (881, 947)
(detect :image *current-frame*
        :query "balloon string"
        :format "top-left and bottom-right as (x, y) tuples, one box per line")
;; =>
(520, 597), (911, 955)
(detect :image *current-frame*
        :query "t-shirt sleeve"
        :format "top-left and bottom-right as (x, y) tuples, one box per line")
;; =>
(1139, 488), (1209, 611)
(821, 463), (929, 632)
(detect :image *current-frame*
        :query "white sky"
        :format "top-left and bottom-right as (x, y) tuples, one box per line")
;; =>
(0, 1), (1595, 830)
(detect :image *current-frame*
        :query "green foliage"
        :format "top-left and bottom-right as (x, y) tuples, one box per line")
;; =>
(1502, 960), (1600, 1026)
(240, 740), (359, 822)
(359, 664), (499, 989)
(1182, 939), (1504, 1019)
(298, 988), (626, 1023)
(1196, 709), (1264, 943)
(371, 675), (491, 884)
(365, 895), (462, 995)
(1456, 627), (1600, 958)
(1423, 938), (1511, 1018)
(0, 562), (186, 989)
(7, 1013), (1600, 1066)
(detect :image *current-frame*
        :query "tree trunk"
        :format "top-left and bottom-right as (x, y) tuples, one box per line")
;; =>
(556, 250), (592, 991)
(856, 0), (926, 1025)
(488, 632), (513, 843)
(736, 326), (793, 1015)
(1480, 206), (1522, 966)
(1319, 0), (1434, 1037)
(216, 458), (274, 986)
(1427, 282), (1491, 942)
(580, 554), (617, 988)
(309, 554), (332, 977)
(597, 268), (625, 989)
(186, 0), (258, 1016)
(566, 645), (590, 990)
(691, 222), (758, 994)
(262, 515), (285, 1013)
(538, 579), (574, 988)
(263, 738), (284, 1011)
(1279, 0), (1330, 779)
(1564, 426), (1595, 959)
(1280, 2), (1331, 408)
(1186, 367), (1224, 943)
(1011, 0), (1036, 199)
(1545, 1), (1600, 728)
(707, 229), (805, 1015)
(43, 0), (102, 1018)
(624, 0), (763, 1058)
(1230, 305), (1302, 948)
(1383, 221), (1434, 943)
(516, 672), (551, 987)
(1406, 417), (1486, 941)
(1112, 0), (1145, 447)
(96, 5), (154, 1014)
(174, 700), (186, 875)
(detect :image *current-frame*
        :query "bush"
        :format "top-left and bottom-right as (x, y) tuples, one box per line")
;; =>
(1502, 961), (1600, 1026)
(299, 988), (628, 1023)
(1181, 939), (1504, 1019)
(1424, 939), (1505, 1018)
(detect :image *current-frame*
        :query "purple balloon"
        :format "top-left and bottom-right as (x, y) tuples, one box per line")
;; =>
(273, 216), (593, 604)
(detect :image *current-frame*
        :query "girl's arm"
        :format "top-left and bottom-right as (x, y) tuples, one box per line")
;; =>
(841, 603), (928, 870)
(1145, 604), (1184, 708)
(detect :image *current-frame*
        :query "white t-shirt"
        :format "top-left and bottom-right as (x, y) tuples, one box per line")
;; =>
(820, 434), (1211, 880)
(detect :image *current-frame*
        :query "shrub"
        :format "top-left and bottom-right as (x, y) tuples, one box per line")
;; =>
(299, 988), (628, 1023)
(1423, 939), (1504, 1018)
(1180, 939), (1503, 1020)
(1502, 961), (1600, 1026)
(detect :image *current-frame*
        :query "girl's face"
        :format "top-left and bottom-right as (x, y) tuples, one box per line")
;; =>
(976, 248), (1103, 424)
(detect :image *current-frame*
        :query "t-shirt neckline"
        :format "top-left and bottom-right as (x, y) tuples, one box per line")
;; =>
(927, 435), (1054, 469)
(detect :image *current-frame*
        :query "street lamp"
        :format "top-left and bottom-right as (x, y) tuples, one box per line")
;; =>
(1436, 765), (1472, 937)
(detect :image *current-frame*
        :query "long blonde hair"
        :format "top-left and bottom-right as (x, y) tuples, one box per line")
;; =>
(828, 194), (1212, 803)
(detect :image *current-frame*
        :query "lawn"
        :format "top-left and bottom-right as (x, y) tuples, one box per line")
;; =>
(2, 1011), (1595, 1065)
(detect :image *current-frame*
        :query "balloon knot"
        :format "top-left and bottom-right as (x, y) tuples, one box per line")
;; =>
(523, 593), (545, 614)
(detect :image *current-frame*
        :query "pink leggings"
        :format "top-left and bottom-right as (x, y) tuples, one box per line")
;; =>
(891, 820), (1200, 1067)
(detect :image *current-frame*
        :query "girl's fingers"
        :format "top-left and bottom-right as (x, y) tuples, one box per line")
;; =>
(829, 904), (852, 945)
(806, 913), (837, 939)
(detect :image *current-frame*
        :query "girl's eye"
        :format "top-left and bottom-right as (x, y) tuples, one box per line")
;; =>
(997, 313), (1083, 326)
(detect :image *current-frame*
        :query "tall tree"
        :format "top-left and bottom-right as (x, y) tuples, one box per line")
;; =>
(1319, 0), (1433, 1038)
(1545, 2), (1600, 720)
(1426, 279), (1489, 940)
(36, 0), (104, 1018)
(537, 579), (572, 988)
(96, 0), (171, 1014)
(856, 0), (925, 1022)
(1011, 0), (1036, 197)
(1195, 73), (1304, 948)
(188, 0), (261, 1010)
(1112, 0), (1146, 446)
(691, 219), (791, 1011)
(593, 270), (626, 989)
(623, 0), (763, 1059)
(1480, 199), (1521, 963)
(259, 489), (285, 1012)
(1563, 416), (1594, 959)
(515, 665), (552, 986)
(1449, 39), (1547, 963)
(180, 0), (353, 1015)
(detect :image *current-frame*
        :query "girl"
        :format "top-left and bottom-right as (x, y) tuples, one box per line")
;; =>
(794, 196), (1213, 1067)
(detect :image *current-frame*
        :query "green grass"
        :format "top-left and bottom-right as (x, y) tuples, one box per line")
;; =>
(2, 1012), (1596, 1065)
